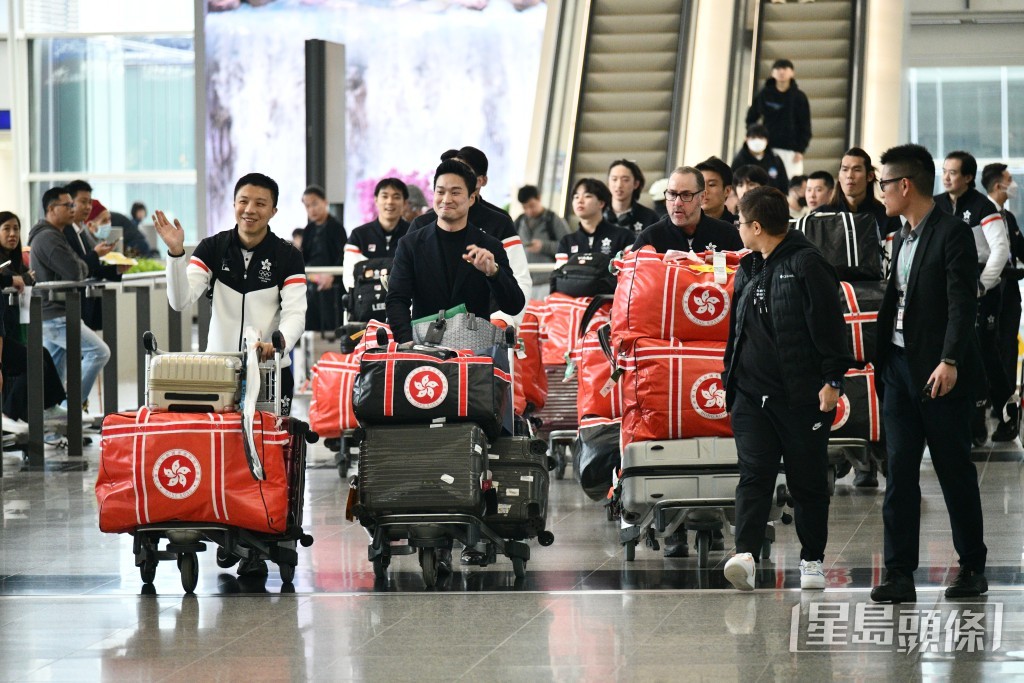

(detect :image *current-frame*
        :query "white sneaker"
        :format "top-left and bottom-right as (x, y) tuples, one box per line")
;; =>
(724, 552), (756, 591)
(800, 559), (826, 590)
(43, 405), (69, 422)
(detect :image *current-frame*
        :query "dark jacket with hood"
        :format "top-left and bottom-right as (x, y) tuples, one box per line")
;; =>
(723, 230), (852, 409)
(731, 145), (790, 194)
(745, 78), (812, 154)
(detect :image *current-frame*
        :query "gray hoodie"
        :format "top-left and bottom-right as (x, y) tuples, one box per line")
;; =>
(28, 219), (89, 320)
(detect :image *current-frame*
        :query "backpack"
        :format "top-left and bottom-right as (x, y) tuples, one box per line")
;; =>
(550, 252), (617, 297)
(346, 257), (393, 322)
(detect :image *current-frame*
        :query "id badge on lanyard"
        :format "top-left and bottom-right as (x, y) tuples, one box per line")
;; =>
(896, 288), (906, 332)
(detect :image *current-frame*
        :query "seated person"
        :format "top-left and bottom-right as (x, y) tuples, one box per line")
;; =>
(29, 188), (112, 415)
(554, 178), (634, 264)
(633, 166), (743, 254)
(385, 160), (525, 344)
(0, 211), (67, 423)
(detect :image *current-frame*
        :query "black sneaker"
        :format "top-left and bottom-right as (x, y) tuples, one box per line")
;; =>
(945, 568), (988, 598)
(237, 555), (268, 577)
(437, 547), (453, 575)
(460, 548), (488, 566)
(870, 571), (916, 603)
(854, 465), (879, 488)
(663, 533), (689, 558)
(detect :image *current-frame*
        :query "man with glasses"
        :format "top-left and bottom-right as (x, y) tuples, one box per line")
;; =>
(870, 144), (987, 603)
(27, 187), (111, 415)
(632, 166), (743, 254)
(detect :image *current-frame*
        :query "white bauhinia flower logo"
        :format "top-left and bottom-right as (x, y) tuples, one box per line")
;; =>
(694, 289), (721, 316)
(683, 282), (730, 327)
(700, 381), (726, 410)
(404, 367), (449, 409)
(164, 460), (191, 488)
(152, 450), (202, 500)
(691, 373), (728, 420)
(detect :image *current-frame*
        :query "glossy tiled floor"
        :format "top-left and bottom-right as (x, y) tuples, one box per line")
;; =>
(3, 401), (1024, 681)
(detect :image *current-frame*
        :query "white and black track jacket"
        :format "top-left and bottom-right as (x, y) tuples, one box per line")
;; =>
(167, 227), (307, 365)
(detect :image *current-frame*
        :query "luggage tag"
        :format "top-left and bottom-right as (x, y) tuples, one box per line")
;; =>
(344, 476), (358, 522)
(713, 251), (728, 285)
(599, 367), (623, 397)
(516, 336), (527, 359)
(563, 358), (576, 381)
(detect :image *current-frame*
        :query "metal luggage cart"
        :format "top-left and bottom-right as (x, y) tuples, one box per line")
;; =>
(127, 331), (318, 593)
(532, 365), (579, 479)
(359, 512), (554, 588)
(618, 474), (794, 569)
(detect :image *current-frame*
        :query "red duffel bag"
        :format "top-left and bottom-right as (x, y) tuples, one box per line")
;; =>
(308, 351), (361, 439)
(612, 246), (738, 346)
(97, 408), (291, 534)
(619, 338), (731, 447)
(570, 324), (623, 420)
(513, 302), (548, 414)
(542, 293), (609, 366)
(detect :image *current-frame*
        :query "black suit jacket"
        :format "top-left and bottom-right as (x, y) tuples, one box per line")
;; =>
(385, 222), (525, 343)
(875, 206), (981, 400)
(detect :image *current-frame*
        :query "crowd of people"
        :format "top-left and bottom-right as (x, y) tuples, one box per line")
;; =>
(9, 51), (1018, 595)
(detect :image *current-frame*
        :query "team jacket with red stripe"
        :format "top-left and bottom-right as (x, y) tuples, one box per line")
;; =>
(166, 226), (307, 363)
(935, 188), (1009, 293)
(409, 201), (530, 322)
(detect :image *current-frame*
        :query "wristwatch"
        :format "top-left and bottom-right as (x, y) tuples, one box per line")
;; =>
(825, 379), (844, 395)
(941, 358), (958, 367)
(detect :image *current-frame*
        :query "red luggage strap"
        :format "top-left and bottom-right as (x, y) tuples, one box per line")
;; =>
(840, 281), (878, 362)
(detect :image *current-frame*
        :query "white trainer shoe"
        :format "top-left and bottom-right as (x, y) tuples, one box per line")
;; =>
(43, 405), (69, 422)
(800, 559), (826, 590)
(724, 552), (756, 591)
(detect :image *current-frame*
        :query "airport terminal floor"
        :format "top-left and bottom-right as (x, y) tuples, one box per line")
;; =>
(2, 383), (1024, 681)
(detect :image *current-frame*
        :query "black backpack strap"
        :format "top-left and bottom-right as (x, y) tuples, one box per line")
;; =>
(578, 294), (614, 339)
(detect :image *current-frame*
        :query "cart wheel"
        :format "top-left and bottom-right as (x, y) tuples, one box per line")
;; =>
(179, 553), (199, 594)
(139, 559), (157, 584)
(827, 466), (837, 496)
(216, 547), (239, 569)
(372, 554), (390, 580)
(279, 562), (296, 584)
(555, 446), (567, 480)
(695, 530), (711, 569)
(511, 555), (527, 579)
(537, 530), (555, 547)
(419, 547), (438, 588)
(624, 542), (636, 562)
(761, 538), (772, 561)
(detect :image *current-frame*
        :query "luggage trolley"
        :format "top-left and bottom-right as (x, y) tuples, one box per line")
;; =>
(617, 438), (794, 568)
(127, 331), (318, 592)
(533, 365), (579, 479)
(352, 325), (556, 587)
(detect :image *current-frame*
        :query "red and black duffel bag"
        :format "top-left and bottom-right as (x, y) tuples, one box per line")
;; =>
(831, 364), (882, 442)
(839, 280), (886, 364)
(353, 343), (512, 438)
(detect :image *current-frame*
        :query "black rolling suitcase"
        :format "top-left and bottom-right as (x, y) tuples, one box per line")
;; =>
(484, 436), (551, 539)
(357, 423), (487, 517)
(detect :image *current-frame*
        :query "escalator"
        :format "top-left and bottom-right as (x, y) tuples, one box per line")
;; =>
(753, 0), (860, 175)
(568, 0), (690, 205)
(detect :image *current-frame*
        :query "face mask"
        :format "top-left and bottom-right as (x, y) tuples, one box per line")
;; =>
(1006, 180), (1019, 200)
(747, 138), (768, 154)
(94, 224), (112, 240)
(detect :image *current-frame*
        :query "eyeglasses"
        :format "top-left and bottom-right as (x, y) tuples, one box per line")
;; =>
(664, 190), (703, 203)
(48, 202), (74, 210)
(878, 176), (910, 192)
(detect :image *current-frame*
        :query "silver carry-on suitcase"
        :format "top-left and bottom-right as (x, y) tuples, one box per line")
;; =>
(147, 353), (242, 412)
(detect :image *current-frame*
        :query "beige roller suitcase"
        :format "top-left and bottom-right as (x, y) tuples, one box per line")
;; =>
(147, 354), (242, 413)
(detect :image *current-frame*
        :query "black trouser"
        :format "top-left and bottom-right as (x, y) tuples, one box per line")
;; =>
(880, 348), (987, 574)
(2, 337), (67, 420)
(730, 390), (832, 562)
(978, 286), (1013, 410)
(998, 277), (1022, 392)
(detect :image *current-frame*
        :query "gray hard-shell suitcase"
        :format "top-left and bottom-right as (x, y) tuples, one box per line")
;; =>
(618, 438), (742, 524)
(357, 423), (487, 518)
(147, 354), (242, 412)
(483, 436), (550, 539)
